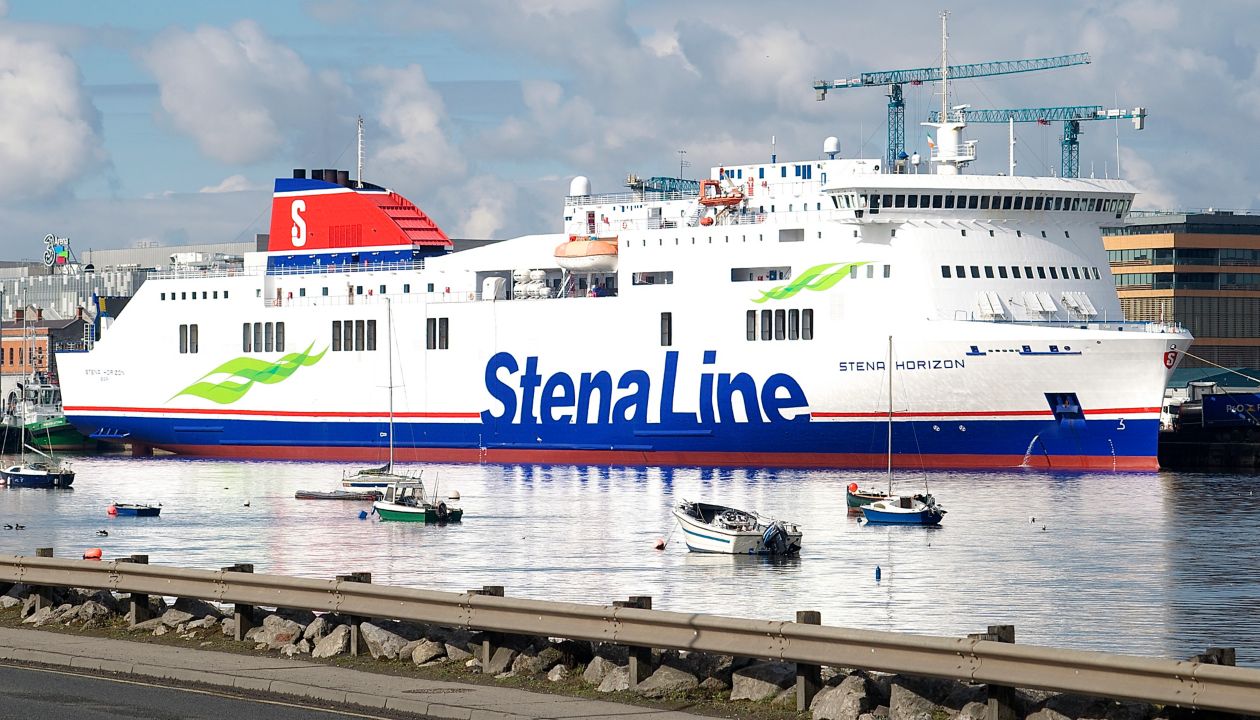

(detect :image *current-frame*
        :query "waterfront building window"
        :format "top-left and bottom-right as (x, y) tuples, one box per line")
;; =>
(661, 312), (673, 347)
(276, 322), (285, 352)
(746, 310), (756, 341)
(242, 323), (251, 352)
(802, 309), (814, 340)
(332, 321), (342, 351)
(366, 320), (376, 351)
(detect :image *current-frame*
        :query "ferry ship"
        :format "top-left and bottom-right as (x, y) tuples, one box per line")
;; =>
(56, 112), (1190, 471)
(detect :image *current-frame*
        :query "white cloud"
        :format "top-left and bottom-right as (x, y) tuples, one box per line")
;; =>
(0, 33), (105, 200)
(199, 174), (259, 193)
(364, 64), (466, 185)
(141, 20), (349, 164)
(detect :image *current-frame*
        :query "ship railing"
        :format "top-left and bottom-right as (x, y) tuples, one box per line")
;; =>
(564, 190), (700, 206)
(265, 289), (482, 308)
(968, 317), (1186, 333)
(149, 260), (428, 280)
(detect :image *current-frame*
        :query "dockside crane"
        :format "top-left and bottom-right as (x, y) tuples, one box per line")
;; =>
(926, 105), (1147, 178)
(814, 53), (1091, 172)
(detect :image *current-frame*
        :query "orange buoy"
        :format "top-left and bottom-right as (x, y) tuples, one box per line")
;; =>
(653, 538), (666, 550)
(107, 505), (117, 516)
(699, 216), (714, 226)
(847, 482), (859, 493)
(82, 548), (103, 560)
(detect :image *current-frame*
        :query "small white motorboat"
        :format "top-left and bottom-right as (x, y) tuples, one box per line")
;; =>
(672, 500), (802, 555)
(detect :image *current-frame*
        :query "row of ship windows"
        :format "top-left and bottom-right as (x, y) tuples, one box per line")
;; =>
(243, 322), (286, 353)
(330, 319), (451, 351)
(163, 291), (229, 301)
(836, 193), (1130, 214)
(942, 265), (1102, 281)
(746, 309), (815, 341)
(178, 324), (199, 354)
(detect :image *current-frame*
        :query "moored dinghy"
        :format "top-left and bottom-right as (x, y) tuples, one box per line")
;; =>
(672, 500), (802, 555)
(845, 482), (890, 509)
(372, 480), (462, 523)
(108, 503), (160, 517)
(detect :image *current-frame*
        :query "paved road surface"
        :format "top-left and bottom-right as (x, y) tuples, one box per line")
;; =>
(0, 662), (414, 720)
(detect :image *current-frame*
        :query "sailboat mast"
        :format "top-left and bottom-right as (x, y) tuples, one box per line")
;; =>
(386, 298), (394, 471)
(886, 335), (893, 493)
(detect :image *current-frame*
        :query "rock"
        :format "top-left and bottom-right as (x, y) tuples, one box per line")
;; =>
(130, 617), (165, 631)
(445, 643), (473, 662)
(582, 656), (619, 685)
(411, 639), (446, 665)
(511, 651), (544, 676)
(312, 624), (349, 659)
(303, 616), (331, 642)
(1026, 709), (1072, 720)
(296, 638), (310, 654)
(221, 618), (237, 637)
(360, 622), (408, 660)
(465, 657), (482, 671)
(258, 614), (305, 650)
(813, 675), (874, 720)
(0, 595), (20, 609)
(700, 676), (730, 693)
(158, 608), (195, 627)
(547, 665), (569, 682)
(153, 625), (169, 636)
(175, 623), (187, 635)
(956, 701), (988, 720)
(636, 665), (699, 698)
(20, 595), (38, 618)
(597, 665), (630, 693)
(173, 597), (223, 619)
(485, 646), (518, 675)
(74, 601), (113, 625)
(399, 639), (423, 660)
(85, 590), (121, 613)
(22, 606), (54, 626)
(280, 643), (300, 657)
(534, 645), (566, 671)
(731, 661), (796, 702)
(890, 677), (951, 720)
(243, 626), (263, 643)
(275, 608), (317, 627)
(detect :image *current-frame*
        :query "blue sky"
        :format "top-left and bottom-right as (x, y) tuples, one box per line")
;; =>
(0, 0), (1255, 258)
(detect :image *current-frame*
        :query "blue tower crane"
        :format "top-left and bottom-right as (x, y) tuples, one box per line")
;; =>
(814, 53), (1091, 172)
(926, 105), (1147, 178)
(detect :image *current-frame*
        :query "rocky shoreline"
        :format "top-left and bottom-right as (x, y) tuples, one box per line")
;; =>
(0, 582), (1246, 720)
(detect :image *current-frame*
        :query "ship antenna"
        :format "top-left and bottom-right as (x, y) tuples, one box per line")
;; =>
(939, 10), (950, 122)
(356, 115), (364, 189)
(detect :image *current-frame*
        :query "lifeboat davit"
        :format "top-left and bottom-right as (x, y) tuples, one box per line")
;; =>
(555, 236), (619, 272)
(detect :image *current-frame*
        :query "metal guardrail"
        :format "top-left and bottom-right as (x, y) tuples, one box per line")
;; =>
(2, 554), (1259, 714)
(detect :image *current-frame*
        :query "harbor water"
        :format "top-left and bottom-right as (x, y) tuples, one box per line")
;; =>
(0, 458), (1256, 666)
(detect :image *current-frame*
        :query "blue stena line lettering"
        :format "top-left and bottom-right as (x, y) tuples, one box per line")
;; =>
(481, 350), (809, 425)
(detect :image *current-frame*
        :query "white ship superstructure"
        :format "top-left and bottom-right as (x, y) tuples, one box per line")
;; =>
(56, 107), (1189, 470)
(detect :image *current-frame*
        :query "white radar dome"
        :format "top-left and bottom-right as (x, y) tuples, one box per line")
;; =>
(569, 176), (592, 197)
(823, 136), (840, 156)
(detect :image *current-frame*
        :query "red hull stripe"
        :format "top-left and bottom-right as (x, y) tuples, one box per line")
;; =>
(65, 405), (1158, 419)
(156, 444), (1160, 471)
(63, 405), (480, 419)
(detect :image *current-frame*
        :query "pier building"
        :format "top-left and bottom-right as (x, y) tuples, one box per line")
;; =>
(1104, 211), (1260, 381)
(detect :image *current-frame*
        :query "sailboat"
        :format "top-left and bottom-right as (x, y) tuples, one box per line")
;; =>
(858, 337), (945, 526)
(341, 298), (418, 489)
(1, 303), (75, 488)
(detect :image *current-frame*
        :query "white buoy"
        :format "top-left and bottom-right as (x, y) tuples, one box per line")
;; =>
(448, 490), (460, 500)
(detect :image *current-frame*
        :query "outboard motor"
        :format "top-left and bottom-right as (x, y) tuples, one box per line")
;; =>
(761, 521), (790, 555)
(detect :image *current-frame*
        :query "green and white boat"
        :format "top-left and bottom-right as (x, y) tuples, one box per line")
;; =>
(372, 480), (462, 523)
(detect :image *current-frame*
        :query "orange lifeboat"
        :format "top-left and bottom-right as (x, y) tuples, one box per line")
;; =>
(554, 236), (619, 272)
(698, 179), (745, 207)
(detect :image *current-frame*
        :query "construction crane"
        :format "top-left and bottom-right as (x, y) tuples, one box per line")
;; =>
(926, 105), (1147, 178)
(814, 52), (1091, 172)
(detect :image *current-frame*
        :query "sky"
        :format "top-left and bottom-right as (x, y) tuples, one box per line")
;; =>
(0, 0), (1255, 261)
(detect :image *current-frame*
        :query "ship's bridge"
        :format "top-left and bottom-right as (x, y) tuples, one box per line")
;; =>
(822, 174), (1136, 225)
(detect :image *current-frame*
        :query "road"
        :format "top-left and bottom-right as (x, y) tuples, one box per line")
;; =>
(0, 662), (425, 720)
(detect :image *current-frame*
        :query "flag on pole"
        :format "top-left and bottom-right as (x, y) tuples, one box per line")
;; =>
(925, 133), (936, 150)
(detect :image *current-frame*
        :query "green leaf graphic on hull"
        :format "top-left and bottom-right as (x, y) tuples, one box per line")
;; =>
(172, 342), (328, 404)
(752, 262), (870, 303)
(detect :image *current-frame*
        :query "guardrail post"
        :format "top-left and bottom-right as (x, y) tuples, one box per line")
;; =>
(469, 585), (505, 667)
(223, 564), (256, 641)
(121, 554), (152, 625)
(337, 572), (372, 656)
(31, 548), (54, 612)
(969, 624), (1016, 720)
(614, 595), (654, 686)
(795, 610), (822, 711)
